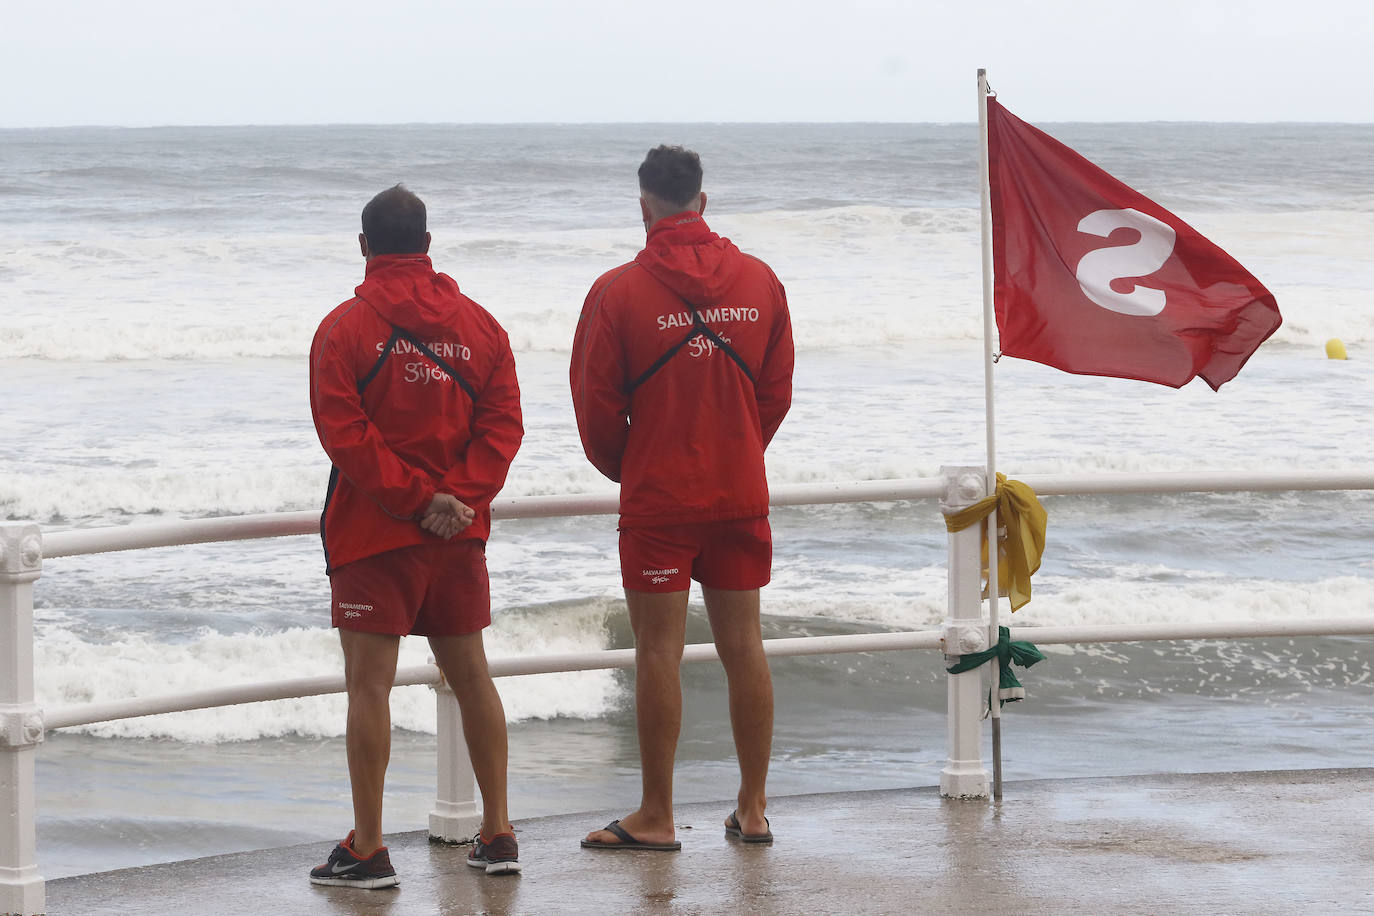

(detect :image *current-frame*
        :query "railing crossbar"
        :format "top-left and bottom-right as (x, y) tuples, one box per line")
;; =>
(41, 617), (1374, 732)
(39, 470), (1374, 559)
(41, 631), (936, 731)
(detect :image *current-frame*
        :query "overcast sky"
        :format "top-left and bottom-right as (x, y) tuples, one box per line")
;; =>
(3, 0), (1370, 127)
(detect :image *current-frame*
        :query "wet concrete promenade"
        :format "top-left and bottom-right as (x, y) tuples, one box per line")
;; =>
(44, 767), (1374, 915)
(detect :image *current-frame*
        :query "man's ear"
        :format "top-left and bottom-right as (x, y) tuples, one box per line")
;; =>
(358, 233), (369, 260)
(697, 191), (707, 217)
(423, 232), (432, 254)
(640, 196), (653, 229)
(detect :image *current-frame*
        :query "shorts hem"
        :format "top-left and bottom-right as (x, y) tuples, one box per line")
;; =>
(333, 619), (408, 636)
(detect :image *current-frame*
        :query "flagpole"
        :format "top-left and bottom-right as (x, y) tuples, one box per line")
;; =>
(977, 67), (1004, 801)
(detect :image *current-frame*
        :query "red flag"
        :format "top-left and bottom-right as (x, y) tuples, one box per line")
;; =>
(988, 98), (1282, 390)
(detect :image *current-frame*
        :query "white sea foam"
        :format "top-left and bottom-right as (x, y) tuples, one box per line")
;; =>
(35, 599), (620, 741)
(5, 203), (1369, 362)
(1, 465), (325, 521)
(8, 339), (1370, 528)
(1017, 574), (1374, 629)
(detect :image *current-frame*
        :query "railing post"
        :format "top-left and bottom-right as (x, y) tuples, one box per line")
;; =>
(939, 468), (990, 799)
(427, 668), (480, 843)
(0, 525), (45, 916)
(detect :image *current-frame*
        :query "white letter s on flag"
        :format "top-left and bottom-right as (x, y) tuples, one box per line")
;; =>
(1074, 208), (1176, 317)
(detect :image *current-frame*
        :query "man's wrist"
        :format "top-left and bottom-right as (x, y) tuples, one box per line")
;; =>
(412, 483), (439, 518)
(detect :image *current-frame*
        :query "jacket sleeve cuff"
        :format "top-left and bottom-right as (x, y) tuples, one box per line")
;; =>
(407, 479), (438, 518)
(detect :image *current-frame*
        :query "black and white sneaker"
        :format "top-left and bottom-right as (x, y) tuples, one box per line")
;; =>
(309, 830), (399, 889)
(467, 830), (522, 875)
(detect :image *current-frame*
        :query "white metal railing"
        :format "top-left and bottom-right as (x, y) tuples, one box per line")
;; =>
(38, 469), (1374, 559)
(4, 467), (1374, 915)
(39, 615), (1374, 732)
(39, 480), (945, 558)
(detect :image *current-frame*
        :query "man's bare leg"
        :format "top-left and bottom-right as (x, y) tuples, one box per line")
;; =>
(703, 586), (772, 837)
(428, 630), (510, 839)
(339, 629), (401, 856)
(583, 589), (688, 846)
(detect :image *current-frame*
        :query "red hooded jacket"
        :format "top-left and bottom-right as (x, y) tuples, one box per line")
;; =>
(571, 213), (793, 528)
(311, 254), (523, 572)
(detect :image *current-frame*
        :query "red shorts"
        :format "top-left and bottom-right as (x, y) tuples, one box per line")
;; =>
(329, 539), (490, 636)
(620, 517), (772, 593)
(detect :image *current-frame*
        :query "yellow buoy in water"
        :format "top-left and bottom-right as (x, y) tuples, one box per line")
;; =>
(1326, 338), (1348, 360)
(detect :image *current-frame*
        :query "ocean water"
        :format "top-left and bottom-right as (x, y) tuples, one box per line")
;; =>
(2, 122), (1373, 879)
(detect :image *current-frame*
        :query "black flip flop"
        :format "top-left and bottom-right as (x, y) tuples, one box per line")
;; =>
(581, 818), (681, 851)
(724, 810), (773, 844)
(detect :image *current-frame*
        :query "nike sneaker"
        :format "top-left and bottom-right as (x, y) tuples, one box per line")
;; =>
(309, 830), (399, 889)
(466, 830), (521, 875)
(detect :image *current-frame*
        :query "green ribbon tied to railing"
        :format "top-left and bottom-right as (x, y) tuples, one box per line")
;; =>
(946, 625), (1046, 709)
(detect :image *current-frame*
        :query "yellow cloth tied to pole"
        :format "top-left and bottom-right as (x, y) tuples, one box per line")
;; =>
(943, 473), (1047, 611)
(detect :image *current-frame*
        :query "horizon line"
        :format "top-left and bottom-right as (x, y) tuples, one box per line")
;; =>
(4, 117), (1373, 131)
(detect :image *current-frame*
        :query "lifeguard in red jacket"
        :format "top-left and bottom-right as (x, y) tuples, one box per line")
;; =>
(572, 146), (794, 851)
(309, 185), (524, 887)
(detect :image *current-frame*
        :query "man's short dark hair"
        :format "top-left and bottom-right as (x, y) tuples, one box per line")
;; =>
(638, 145), (703, 210)
(361, 184), (427, 255)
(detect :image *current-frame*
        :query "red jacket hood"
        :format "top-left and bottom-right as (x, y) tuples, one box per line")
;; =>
(634, 213), (743, 307)
(354, 254), (465, 333)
